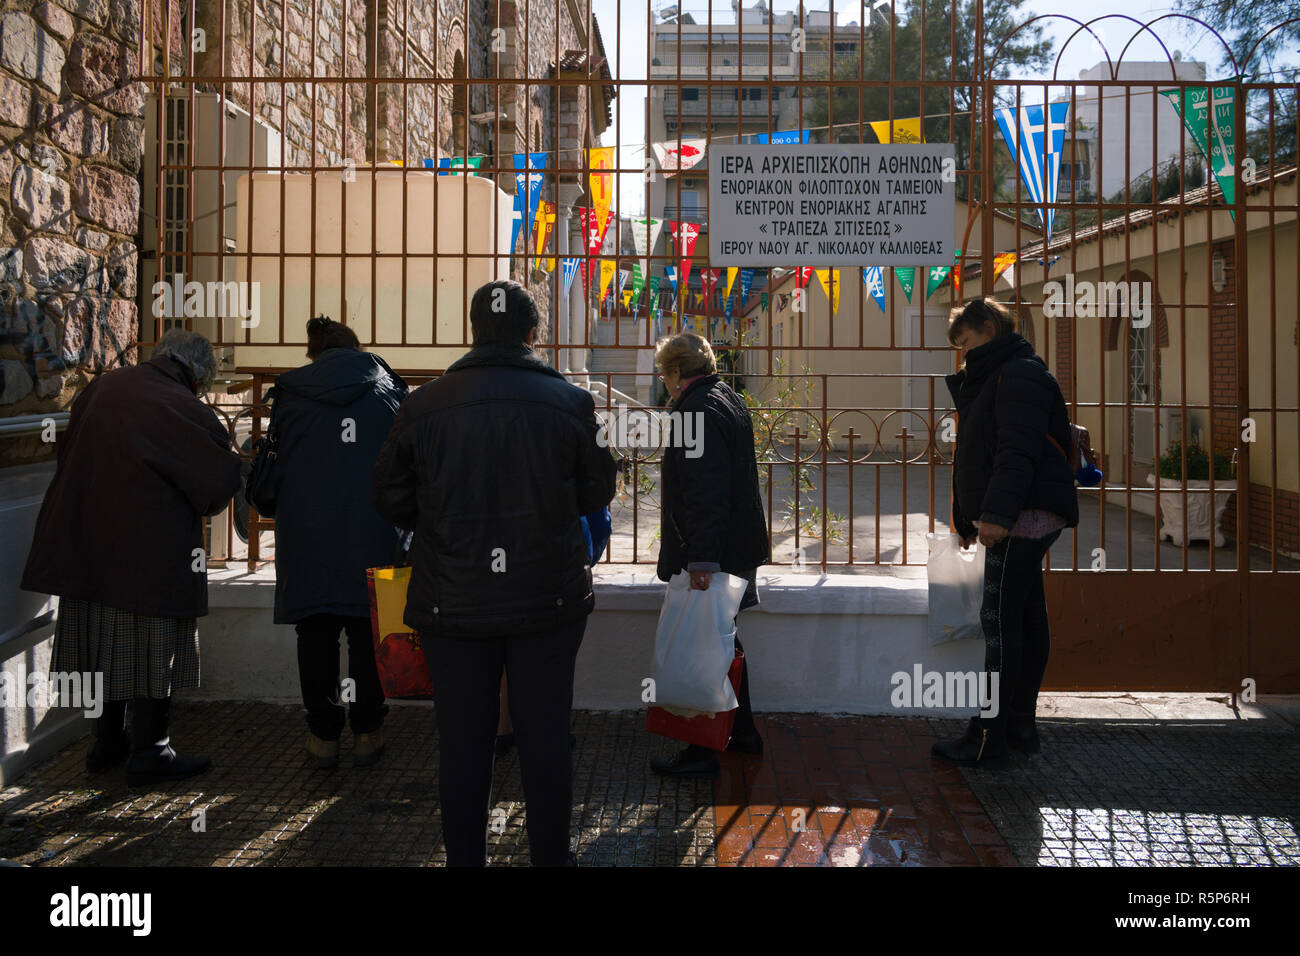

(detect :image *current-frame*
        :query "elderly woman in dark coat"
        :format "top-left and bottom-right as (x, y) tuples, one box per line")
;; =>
(649, 332), (770, 779)
(22, 329), (242, 786)
(933, 299), (1079, 768)
(248, 316), (407, 769)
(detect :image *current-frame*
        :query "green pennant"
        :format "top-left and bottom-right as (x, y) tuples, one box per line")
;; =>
(895, 267), (916, 302)
(1159, 85), (1236, 215)
(761, 292), (769, 311)
(924, 249), (962, 299)
(630, 263), (645, 307)
(647, 274), (661, 309)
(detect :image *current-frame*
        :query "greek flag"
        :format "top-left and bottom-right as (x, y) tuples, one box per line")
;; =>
(994, 102), (1070, 238)
(561, 257), (581, 299)
(862, 266), (886, 312)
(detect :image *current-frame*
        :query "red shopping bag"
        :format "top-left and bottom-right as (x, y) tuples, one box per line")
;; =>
(645, 647), (743, 751)
(366, 565), (434, 699)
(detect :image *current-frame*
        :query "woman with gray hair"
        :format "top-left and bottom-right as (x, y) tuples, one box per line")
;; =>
(23, 329), (242, 786)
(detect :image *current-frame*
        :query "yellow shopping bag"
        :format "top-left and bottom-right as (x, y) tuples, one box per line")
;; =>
(366, 565), (433, 698)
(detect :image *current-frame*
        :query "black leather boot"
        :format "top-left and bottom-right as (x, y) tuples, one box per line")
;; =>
(650, 744), (720, 778)
(125, 696), (212, 787)
(1007, 710), (1040, 754)
(931, 716), (1010, 769)
(86, 701), (130, 773)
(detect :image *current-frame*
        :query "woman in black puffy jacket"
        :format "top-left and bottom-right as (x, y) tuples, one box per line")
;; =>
(933, 299), (1078, 768)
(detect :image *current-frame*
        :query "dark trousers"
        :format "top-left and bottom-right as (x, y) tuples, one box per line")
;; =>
(295, 613), (387, 739)
(424, 619), (586, 867)
(980, 530), (1061, 726)
(726, 634), (758, 745)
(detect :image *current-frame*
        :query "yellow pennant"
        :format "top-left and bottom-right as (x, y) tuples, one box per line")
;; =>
(598, 259), (618, 304)
(723, 267), (739, 303)
(816, 268), (841, 315)
(533, 200), (557, 273)
(868, 117), (923, 144)
(588, 147), (616, 231)
(993, 252), (1018, 284)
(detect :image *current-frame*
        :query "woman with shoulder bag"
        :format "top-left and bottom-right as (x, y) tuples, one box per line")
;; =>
(934, 299), (1079, 768)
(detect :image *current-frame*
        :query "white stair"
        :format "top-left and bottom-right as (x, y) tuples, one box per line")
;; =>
(589, 314), (653, 403)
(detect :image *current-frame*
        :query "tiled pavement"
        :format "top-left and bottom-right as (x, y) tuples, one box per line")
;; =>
(1, 701), (1296, 866)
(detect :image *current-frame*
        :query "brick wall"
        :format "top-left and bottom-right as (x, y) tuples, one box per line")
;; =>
(0, 0), (145, 465)
(1208, 238), (1238, 459)
(1221, 483), (1300, 558)
(1054, 313), (1073, 404)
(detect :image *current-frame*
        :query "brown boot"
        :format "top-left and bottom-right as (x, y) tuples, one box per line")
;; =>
(353, 729), (385, 767)
(306, 732), (340, 769)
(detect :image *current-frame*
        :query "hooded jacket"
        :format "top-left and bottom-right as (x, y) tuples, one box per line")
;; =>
(22, 355), (242, 618)
(371, 343), (617, 639)
(946, 332), (1079, 539)
(266, 348), (408, 624)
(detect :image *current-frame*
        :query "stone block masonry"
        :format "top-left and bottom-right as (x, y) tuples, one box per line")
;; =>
(0, 0), (144, 465)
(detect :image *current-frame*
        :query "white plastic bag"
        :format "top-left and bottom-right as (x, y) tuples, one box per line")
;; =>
(926, 533), (985, 645)
(650, 571), (748, 713)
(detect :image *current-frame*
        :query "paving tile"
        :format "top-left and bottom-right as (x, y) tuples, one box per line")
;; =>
(5, 703), (1289, 868)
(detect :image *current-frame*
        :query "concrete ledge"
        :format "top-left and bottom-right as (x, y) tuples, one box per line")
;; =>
(207, 567), (931, 615)
(200, 567), (980, 716)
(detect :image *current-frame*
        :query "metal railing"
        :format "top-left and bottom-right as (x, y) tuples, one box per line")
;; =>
(88, 1), (1295, 583)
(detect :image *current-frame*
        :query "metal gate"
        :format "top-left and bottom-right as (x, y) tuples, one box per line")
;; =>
(130, 1), (1298, 692)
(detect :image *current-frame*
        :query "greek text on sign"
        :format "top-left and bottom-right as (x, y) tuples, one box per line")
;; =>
(709, 144), (956, 267)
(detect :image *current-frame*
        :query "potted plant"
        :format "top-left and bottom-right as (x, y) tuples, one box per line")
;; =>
(1146, 440), (1236, 547)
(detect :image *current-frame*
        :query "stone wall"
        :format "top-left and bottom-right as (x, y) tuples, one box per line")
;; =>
(0, 0), (610, 464)
(0, 0), (145, 464)
(195, 0), (371, 167)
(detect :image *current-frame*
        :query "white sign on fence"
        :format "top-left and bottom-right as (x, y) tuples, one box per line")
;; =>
(708, 143), (956, 267)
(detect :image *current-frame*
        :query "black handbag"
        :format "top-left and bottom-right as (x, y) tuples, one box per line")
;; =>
(245, 386), (280, 517)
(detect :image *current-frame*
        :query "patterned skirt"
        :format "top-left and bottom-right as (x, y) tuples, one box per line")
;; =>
(52, 598), (200, 701)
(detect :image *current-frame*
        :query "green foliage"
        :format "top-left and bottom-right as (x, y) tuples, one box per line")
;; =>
(1158, 440), (1234, 481)
(737, 355), (844, 544)
(1173, 0), (1300, 76)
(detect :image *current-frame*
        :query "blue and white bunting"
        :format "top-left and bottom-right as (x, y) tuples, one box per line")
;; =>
(738, 268), (756, 305)
(755, 129), (811, 145)
(862, 266), (886, 312)
(993, 102), (1070, 238)
(561, 256), (581, 299)
(511, 152), (549, 256)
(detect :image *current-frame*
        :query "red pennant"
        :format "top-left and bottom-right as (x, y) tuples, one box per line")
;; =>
(579, 208), (615, 294)
(668, 220), (701, 291)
